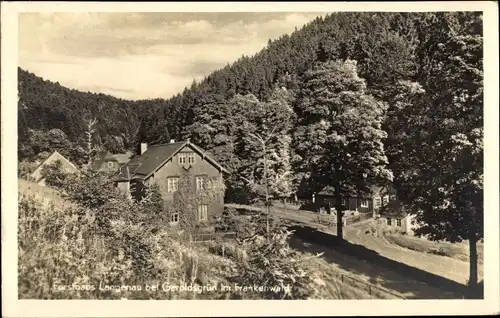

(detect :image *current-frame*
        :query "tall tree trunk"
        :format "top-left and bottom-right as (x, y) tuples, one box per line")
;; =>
(335, 184), (344, 241)
(468, 220), (478, 296)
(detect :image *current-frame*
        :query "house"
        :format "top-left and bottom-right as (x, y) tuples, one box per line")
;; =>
(90, 150), (133, 174)
(315, 186), (375, 214)
(314, 181), (416, 233)
(30, 151), (80, 186)
(376, 199), (417, 235)
(113, 139), (229, 231)
(366, 182), (416, 234)
(315, 182), (399, 214)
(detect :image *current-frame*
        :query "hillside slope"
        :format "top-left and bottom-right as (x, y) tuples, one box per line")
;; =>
(18, 178), (394, 299)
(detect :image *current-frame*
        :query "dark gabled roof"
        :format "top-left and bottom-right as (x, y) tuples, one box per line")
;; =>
(372, 182), (397, 196)
(318, 186), (335, 196)
(91, 151), (118, 170)
(91, 151), (134, 171)
(113, 141), (229, 182)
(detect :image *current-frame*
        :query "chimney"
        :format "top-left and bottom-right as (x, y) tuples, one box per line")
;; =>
(140, 143), (148, 154)
(170, 139), (175, 144)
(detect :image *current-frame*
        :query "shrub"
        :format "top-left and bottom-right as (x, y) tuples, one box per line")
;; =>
(40, 160), (69, 188)
(59, 172), (125, 210)
(231, 215), (316, 299)
(214, 207), (239, 232)
(18, 193), (111, 299)
(206, 240), (247, 263)
(18, 175), (160, 297)
(18, 172), (239, 300)
(18, 160), (38, 180)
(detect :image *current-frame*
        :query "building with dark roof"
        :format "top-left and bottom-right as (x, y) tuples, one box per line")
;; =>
(375, 194), (417, 235)
(91, 150), (133, 174)
(314, 182), (400, 216)
(113, 140), (229, 231)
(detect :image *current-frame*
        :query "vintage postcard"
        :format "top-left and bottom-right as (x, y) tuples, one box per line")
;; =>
(1, 1), (499, 317)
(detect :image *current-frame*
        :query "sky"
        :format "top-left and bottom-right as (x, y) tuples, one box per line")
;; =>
(18, 12), (326, 100)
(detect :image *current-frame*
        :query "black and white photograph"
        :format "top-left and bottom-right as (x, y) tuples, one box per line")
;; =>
(1, 1), (499, 317)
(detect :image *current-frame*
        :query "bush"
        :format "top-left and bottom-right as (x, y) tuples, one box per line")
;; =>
(230, 215), (316, 299)
(214, 207), (239, 232)
(40, 160), (70, 188)
(18, 173), (239, 300)
(18, 160), (39, 180)
(19, 170), (334, 300)
(206, 240), (247, 263)
(59, 172), (125, 209)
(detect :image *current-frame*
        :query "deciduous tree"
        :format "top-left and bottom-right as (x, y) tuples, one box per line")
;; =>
(294, 59), (392, 240)
(389, 12), (484, 294)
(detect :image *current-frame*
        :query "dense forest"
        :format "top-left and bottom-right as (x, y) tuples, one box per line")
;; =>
(18, 12), (483, 287)
(18, 12), (426, 161)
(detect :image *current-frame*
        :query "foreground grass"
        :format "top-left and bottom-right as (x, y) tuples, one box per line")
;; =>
(299, 252), (399, 299)
(18, 192), (237, 300)
(18, 180), (380, 300)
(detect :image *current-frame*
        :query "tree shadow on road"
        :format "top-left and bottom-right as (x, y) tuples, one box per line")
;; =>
(289, 225), (483, 299)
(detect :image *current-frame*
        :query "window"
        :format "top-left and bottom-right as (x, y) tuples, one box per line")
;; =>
(167, 177), (179, 193)
(374, 197), (382, 208)
(387, 218), (392, 226)
(178, 153), (187, 164)
(361, 199), (369, 208)
(179, 152), (195, 165)
(107, 161), (114, 168)
(187, 152), (195, 164)
(382, 195), (390, 205)
(196, 176), (205, 190)
(341, 198), (347, 207)
(396, 219), (402, 227)
(170, 212), (179, 224)
(198, 204), (208, 221)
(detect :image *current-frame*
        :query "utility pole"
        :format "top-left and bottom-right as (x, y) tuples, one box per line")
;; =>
(248, 127), (277, 242)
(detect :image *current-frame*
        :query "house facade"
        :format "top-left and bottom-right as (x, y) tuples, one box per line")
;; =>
(314, 182), (416, 233)
(30, 151), (80, 186)
(315, 183), (398, 214)
(374, 188), (417, 235)
(315, 187), (375, 214)
(113, 140), (228, 231)
(377, 212), (416, 235)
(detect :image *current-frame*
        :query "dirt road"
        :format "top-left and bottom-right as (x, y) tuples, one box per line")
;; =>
(226, 204), (479, 298)
(344, 220), (483, 285)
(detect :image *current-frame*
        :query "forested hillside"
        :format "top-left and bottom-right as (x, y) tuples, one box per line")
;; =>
(18, 12), (419, 163)
(19, 68), (150, 163)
